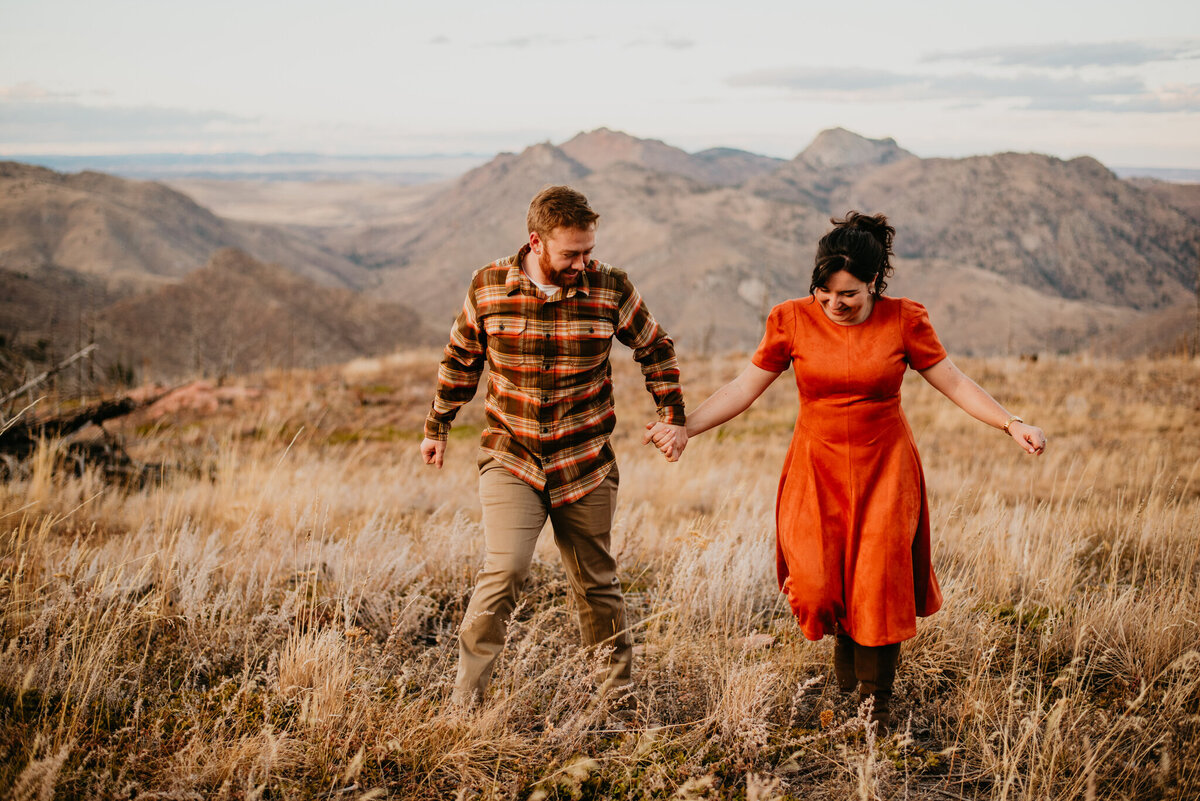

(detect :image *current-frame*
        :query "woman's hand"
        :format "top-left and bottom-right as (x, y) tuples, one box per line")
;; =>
(643, 421), (688, 461)
(919, 359), (1048, 456)
(1009, 422), (1047, 455)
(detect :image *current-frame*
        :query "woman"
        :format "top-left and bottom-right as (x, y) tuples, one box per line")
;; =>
(648, 212), (1047, 731)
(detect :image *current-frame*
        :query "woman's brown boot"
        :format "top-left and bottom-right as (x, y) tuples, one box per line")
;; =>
(833, 632), (857, 694)
(854, 642), (900, 733)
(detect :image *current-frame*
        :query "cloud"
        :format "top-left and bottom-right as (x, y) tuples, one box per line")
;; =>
(0, 100), (257, 145)
(923, 40), (1200, 69)
(726, 66), (1200, 113)
(1027, 83), (1200, 112)
(624, 36), (696, 50)
(930, 73), (1145, 100)
(0, 82), (79, 101)
(728, 67), (920, 92)
(484, 34), (599, 48)
(487, 35), (533, 48)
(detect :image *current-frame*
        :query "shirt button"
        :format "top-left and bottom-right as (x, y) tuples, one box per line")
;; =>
(541, 427), (549, 434)
(542, 395), (549, 403)
(544, 333), (550, 339)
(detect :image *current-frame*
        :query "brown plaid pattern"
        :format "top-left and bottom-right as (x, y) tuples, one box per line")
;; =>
(425, 244), (685, 506)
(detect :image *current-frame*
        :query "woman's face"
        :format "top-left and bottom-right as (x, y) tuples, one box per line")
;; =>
(814, 270), (875, 325)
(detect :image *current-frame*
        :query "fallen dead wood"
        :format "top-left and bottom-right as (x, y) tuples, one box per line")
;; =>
(0, 388), (173, 484)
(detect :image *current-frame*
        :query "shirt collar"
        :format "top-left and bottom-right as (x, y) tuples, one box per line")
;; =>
(507, 244), (591, 299)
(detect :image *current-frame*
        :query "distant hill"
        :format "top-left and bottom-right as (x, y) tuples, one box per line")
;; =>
(0, 161), (372, 291)
(0, 163), (415, 390)
(835, 153), (1196, 310)
(336, 128), (1196, 356)
(94, 249), (425, 382)
(1125, 177), (1200, 223)
(1, 249), (425, 391)
(0, 265), (119, 391)
(1087, 302), (1197, 359)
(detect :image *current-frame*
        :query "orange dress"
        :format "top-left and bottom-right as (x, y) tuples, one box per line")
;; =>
(751, 296), (947, 647)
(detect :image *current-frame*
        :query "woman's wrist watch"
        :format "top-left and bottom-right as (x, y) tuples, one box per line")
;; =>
(1002, 415), (1024, 435)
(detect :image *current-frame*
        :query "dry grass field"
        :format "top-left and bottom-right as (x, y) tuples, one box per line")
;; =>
(1, 351), (1198, 800)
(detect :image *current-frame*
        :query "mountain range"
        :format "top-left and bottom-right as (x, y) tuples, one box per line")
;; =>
(332, 127), (1198, 356)
(2, 127), (1197, 389)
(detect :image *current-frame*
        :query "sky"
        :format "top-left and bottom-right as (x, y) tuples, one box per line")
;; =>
(2, 0), (1199, 167)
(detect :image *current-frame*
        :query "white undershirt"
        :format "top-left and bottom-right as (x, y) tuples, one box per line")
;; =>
(524, 268), (559, 299)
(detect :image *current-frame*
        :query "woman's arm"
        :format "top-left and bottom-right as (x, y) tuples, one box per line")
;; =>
(918, 358), (1047, 455)
(682, 363), (784, 435)
(644, 363), (781, 456)
(686, 363), (782, 437)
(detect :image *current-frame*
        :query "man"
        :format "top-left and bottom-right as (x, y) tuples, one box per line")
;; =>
(420, 185), (688, 707)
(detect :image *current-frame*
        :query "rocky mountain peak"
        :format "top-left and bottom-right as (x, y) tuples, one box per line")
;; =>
(797, 127), (915, 171)
(560, 129), (782, 186)
(522, 141), (584, 170)
(1066, 155), (1116, 181)
(560, 127), (691, 172)
(447, 142), (590, 199)
(561, 127), (640, 152)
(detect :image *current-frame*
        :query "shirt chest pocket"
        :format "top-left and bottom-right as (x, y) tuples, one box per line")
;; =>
(483, 315), (528, 367)
(575, 317), (615, 360)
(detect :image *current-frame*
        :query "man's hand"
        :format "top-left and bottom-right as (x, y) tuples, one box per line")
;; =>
(642, 422), (687, 462)
(420, 438), (446, 468)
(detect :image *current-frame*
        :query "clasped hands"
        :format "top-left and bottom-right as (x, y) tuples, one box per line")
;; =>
(643, 422), (688, 462)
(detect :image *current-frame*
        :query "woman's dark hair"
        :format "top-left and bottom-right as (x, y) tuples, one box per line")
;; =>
(809, 211), (895, 296)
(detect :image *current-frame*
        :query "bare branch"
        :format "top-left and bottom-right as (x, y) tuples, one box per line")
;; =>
(1, 343), (99, 406)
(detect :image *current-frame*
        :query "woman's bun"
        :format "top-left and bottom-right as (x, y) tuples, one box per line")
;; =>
(832, 211), (894, 257)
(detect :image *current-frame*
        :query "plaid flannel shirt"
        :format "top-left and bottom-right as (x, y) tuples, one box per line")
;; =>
(424, 245), (685, 506)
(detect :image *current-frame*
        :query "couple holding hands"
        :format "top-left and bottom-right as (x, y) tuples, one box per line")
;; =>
(420, 186), (1046, 731)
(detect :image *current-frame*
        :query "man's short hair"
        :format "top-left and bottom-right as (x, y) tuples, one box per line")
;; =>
(527, 185), (599, 239)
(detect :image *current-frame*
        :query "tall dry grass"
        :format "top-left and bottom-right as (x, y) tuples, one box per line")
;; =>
(1, 352), (1197, 799)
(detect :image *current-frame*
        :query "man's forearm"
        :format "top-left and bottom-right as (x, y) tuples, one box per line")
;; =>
(424, 344), (484, 439)
(633, 341), (685, 425)
(425, 281), (486, 439)
(614, 273), (685, 424)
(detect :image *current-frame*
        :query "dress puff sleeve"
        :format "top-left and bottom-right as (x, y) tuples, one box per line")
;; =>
(751, 301), (795, 372)
(900, 298), (948, 371)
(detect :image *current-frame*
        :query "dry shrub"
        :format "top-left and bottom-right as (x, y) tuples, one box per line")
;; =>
(8, 736), (70, 801)
(277, 627), (353, 726)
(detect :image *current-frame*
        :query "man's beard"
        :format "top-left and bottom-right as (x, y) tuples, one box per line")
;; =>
(540, 248), (582, 288)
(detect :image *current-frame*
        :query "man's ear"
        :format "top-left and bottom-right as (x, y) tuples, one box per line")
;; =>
(528, 231), (542, 254)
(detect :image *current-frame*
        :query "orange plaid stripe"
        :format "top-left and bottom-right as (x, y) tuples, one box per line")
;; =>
(425, 245), (685, 506)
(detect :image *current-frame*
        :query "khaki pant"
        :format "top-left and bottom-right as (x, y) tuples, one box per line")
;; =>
(454, 457), (633, 703)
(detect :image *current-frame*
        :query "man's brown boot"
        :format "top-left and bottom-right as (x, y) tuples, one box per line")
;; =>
(833, 632), (857, 694)
(854, 642), (900, 734)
